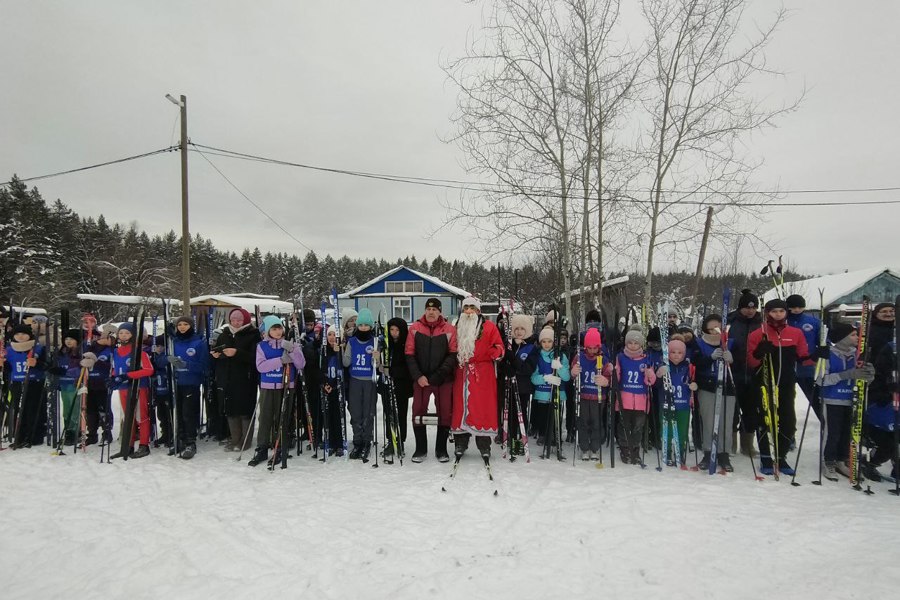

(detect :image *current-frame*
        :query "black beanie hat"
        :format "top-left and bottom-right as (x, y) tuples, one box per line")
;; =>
(737, 289), (759, 310)
(12, 324), (34, 339)
(64, 328), (82, 343)
(702, 313), (724, 333)
(764, 298), (788, 312)
(828, 321), (855, 344)
(647, 326), (661, 343)
(785, 294), (806, 309)
(425, 298), (442, 311)
(302, 309), (316, 324)
(585, 309), (601, 323)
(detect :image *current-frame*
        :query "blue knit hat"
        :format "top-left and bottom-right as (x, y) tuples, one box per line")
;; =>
(117, 322), (135, 335)
(261, 315), (284, 334)
(357, 308), (375, 327)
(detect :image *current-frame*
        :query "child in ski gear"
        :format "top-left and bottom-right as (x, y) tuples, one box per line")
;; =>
(321, 325), (346, 456)
(655, 339), (697, 466)
(747, 298), (811, 476)
(150, 333), (174, 449)
(108, 322), (154, 459)
(81, 315), (113, 445)
(868, 302), (895, 361)
(297, 308), (322, 451)
(50, 329), (83, 445)
(866, 333), (899, 482)
(249, 315), (305, 467)
(169, 316), (209, 459)
(817, 322), (875, 479)
(604, 328), (656, 465)
(452, 298), (504, 461)
(380, 317), (412, 459)
(212, 308), (261, 452)
(692, 314), (736, 471)
(405, 298), (458, 463)
(728, 289), (763, 457)
(786, 294), (822, 416)
(530, 327), (571, 451)
(570, 327), (608, 460)
(1, 324), (46, 448)
(502, 313), (537, 454)
(343, 308), (379, 460)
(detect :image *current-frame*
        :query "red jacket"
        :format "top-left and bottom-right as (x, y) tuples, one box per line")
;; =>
(746, 319), (810, 383)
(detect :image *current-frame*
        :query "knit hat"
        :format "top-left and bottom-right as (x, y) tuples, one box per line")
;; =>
(175, 316), (193, 327)
(229, 308), (252, 326)
(764, 298), (788, 312)
(584, 328), (602, 348)
(785, 294), (806, 309)
(64, 328), (82, 343)
(585, 309), (601, 323)
(647, 327), (661, 343)
(702, 314), (723, 333)
(668, 339), (686, 355)
(424, 298), (442, 311)
(461, 296), (481, 311)
(737, 289), (759, 310)
(117, 322), (135, 335)
(828, 321), (855, 344)
(261, 315), (283, 334)
(538, 327), (555, 343)
(357, 308), (375, 328)
(11, 324), (34, 339)
(341, 307), (359, 321)
(544, 309), (559, 326)
(302, 308), (316, 324)
(625, 329), (645, 347)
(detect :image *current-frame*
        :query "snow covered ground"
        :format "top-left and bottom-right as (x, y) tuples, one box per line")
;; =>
(3, 395), (899, 600)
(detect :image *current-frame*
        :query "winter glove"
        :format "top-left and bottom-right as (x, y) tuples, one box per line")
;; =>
(281, 340), (295, 353)
(655, 365), (669, 378)
(551, 358), (563, 370)
(752, 340), (775, 359)
(167, 355), (187, 370)
(689, 382), (699, 392)
(814, 346), (831, 361)
(839, 365), (876, 383)
(722, 350), (734, 364)
(711, 348), (724, 360)
(76, 386), (89, 397)
(280, 351), (293, 364)
(80, 352), (98, 369)
(543, 374), (562, 387)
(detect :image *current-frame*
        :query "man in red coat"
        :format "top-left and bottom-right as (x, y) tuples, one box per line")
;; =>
(452, 297), (505, 462)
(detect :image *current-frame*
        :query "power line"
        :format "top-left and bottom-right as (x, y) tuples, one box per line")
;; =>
(0, 147), (178, 187)
(190, 142), (900, 207)
(191, 146), (315, 254)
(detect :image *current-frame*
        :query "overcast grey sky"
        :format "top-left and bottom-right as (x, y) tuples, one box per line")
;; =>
(2, 1), (898, 277)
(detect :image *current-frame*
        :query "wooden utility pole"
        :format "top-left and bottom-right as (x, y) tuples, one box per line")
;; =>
(689, 206), (715, 316)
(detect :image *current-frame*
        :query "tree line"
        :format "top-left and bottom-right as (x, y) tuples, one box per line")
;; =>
(0, 175), (801, 322)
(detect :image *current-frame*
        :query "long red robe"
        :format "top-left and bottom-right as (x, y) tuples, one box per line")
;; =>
(452, 319), (504, 435)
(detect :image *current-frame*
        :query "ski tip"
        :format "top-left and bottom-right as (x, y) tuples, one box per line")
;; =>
(493, 489), (499, 496)
(755, 476), (766, 482)
(790, 482), (801, 487)
(595, 462), (604, 469)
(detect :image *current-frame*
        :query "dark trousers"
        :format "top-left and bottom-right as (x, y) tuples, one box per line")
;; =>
(756, 382), (797, 461)
(177, 385), (202, 444)
(735, 379), (761, 433)
(823, 403), (851, 462)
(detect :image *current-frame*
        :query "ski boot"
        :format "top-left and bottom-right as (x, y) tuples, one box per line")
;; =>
(411, 426), (427, 463)
(361, 443), (372, 463)
(131, 445), (151, 459)
(349, 444), (363, 460)
(718, 453), (733, 472)
(777, 458), (795, 476)
(698, 451), (711, 471)
(109, 446), (134, 460)
(248, 447), (268, 467)
(180, 443), (197, 460)
(435, 426), (450, 463)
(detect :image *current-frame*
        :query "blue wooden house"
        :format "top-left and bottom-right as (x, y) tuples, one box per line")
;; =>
(337, 265), (470, 322)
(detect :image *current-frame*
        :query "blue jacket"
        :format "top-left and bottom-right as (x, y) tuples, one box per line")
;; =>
(530, 349), (571, 403)
(787, 312), (821, 378)
(172, 333), (209, 387)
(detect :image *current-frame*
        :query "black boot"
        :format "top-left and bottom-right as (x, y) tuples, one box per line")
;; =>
(475, 435), (491, 460)
(361, 443), (372, 463)
(698, 451), (711, 470)
(454, 432), (471, 458)
(131, 444), (151, 459)
(248, 446), (269, 467)
(349, 444), (363, 460)
(718, 453), (733, 472)
(411, 426), (427, 463)
(435, 426), (450, 463)
(180, 442), (197, 460)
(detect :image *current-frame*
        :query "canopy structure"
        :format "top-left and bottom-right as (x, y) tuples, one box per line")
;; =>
(76, 294), (183, 307)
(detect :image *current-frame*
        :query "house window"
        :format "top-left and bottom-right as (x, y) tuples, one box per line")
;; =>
(394, 298), (412, 321)
(385, 281), (423, 293)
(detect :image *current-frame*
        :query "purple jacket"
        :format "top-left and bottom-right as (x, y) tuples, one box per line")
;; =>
(256, 337), (306, 389)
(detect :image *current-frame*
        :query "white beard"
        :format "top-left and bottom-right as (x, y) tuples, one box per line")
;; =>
(456, 312), (480, 364)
